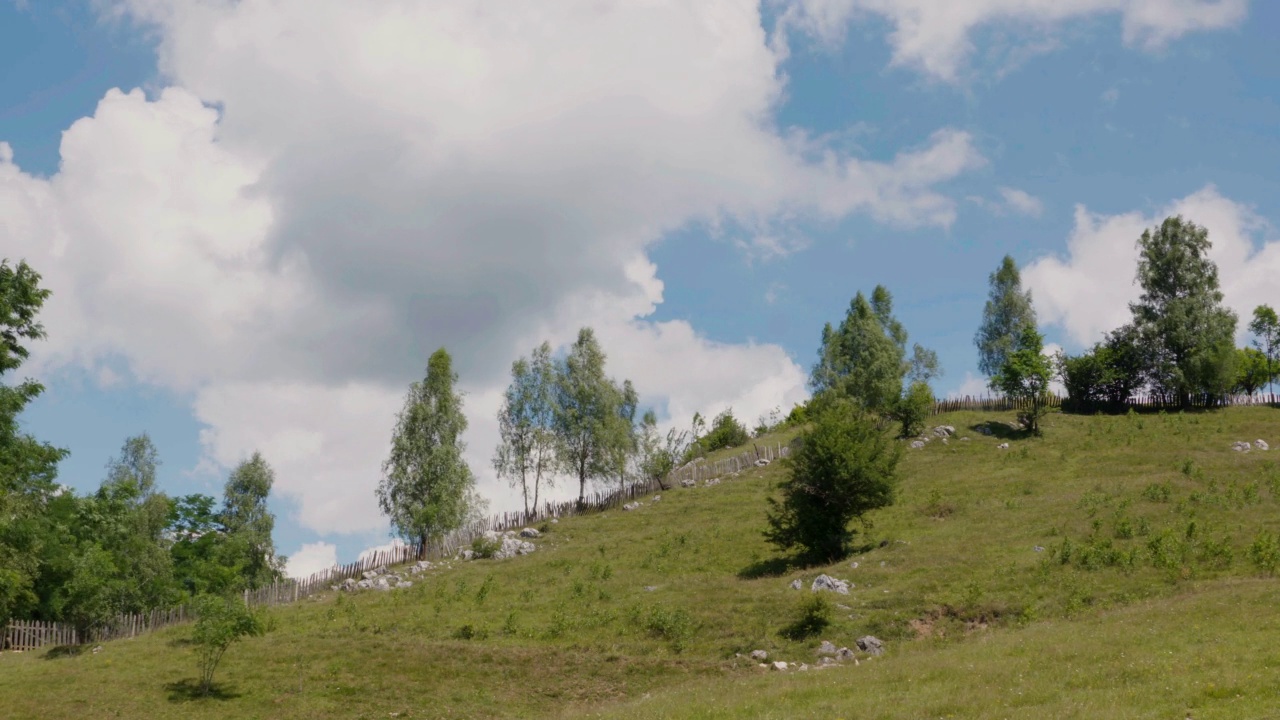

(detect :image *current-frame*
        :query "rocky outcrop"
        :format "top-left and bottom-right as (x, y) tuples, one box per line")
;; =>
(811, 574), (851, 594)
(856, 635), (885, 656)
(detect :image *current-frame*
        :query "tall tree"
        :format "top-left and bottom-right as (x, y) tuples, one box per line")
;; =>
(493, 342), (558, 517)
(379, 348), (483, 551)
(604, 379), (640, 493)
(975, 255), (1037, 386)
(1234, 348), (1273, 397)
(810, 288), (906, 410)
(637, 410), (690, 491)
(0, 259), (69, 626)
(98, 434), (176, 610)
(994, 325), (1054, 434)
(1250, 305), (1280, 398)
(1129, 216), (1238, 404)
(553, 328), (624, 504)
(221, 452), (285, 590)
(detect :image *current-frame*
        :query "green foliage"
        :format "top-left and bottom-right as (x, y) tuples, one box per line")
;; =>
(811, 285), (937, 412)
(994, 325), (1054, 433)
(635, 604), (694, 653)
(1248, 304), (1280, 396)
(637, 410), (689, 490)
(891, 380), (934, 438)
(1247, 532), (1280, 575)
(976, 255), (1037, 384)
(191, 593), (265, 695)
(379, 347), (485, 546)
(471, 536), (502, 559)
(765, 397), (900, 561)
(697, 408), (750, 453)
(1059, 324), (1147, 411)
(222, 452), (285, 591)
(493, 342), (558, 516)
(1129, 216), (1238, 404)
(780, 592), (832, 640)
(553, 328), (634, 503)
(1233, 347), (1273, 396)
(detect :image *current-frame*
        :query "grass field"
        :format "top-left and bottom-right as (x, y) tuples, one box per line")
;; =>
(2, 407), (1278, 719)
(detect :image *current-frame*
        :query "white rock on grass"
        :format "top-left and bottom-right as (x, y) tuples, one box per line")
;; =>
(1256, 439), (1270, 451)
(811, 574), (850, 594)
(771, 661), (788, 671)
(997, 443), (1010, 450)
(519, 527), (541, 538)
(1232, 441), (1252, 452)
(623, 502), (641, 511)
(910, 440), (926, 450)
(817, 640), (837, 656)
(750, 649), (768, 661)
(789, 578), (803, 590)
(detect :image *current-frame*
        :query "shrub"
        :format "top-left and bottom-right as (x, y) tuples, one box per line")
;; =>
(891, 381), (934, 438)
(471, 535), (502, 559)
(765, 395), (900, 561)
(191, 594), (265, 695)
(1248, 531), (1280, 575)
(636, 604), (694, 652)
(701, 408), (751, 452)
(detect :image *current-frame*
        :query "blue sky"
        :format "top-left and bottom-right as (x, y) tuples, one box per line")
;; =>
(4, 0), (1277, 577)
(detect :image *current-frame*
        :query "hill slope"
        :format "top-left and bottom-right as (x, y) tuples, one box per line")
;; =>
(2, 407), (1278, 719)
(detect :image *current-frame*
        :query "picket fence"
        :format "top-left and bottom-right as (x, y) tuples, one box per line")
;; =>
(935, 391), (1278, 415)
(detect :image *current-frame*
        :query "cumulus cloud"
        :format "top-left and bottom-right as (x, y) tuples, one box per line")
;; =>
(945, 371), (992, 399)
(969, 186), (1044, 217)
(285, 542), (338, 579)
(777, 0), (1249, 81)
(0, 1), (994, 538)
(1024, 185), (1279, 350)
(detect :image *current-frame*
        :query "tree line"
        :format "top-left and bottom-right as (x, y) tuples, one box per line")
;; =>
(0, 261), (286, 634)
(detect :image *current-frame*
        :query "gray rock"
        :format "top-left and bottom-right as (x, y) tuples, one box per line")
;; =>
(460, 549), (476, 561)
(623, 502), (641, 511)
(652, 495), (661, 502)
(519, 527), (541, 538)
(550, 518), (559, 524)
(397, 580), (413, 589)
(910, 440), (926, 450)
(798, 663), (810, 671)
(483, 530), (502, 543)
(1034, 545), (1045, 552)
(362, 570), (380, 580)
(835, 647), (855, 661)
(960, 436), (970, 441)
(817, 640), (837, 656)
(856, 636), (885, 656)
(756, 458), (771, 466)
(374, 577), (392, 591)
(356, 579), (372, 590)
(789, 578), (803, 590)
(997, 442), (1010, 450)
(705, 478), (721, 486)
(493, 537), (536, 560)
(1256, 439), (1270, 451)
(644, 585), (658, 592)
(750, 649), (768, 661)
(849, 561), (859, 569)
(819, 656), (838, 666)
(932, 425), (955, 438)
(771, 661), (788, 671)
(680, 478), (697, 488)
(1232, 441), (1252, 452)
(811, 574), (850, 594)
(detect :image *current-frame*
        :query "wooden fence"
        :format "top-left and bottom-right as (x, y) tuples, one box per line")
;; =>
(934, 392), (1277, 416)
(4, 620), (78, 652)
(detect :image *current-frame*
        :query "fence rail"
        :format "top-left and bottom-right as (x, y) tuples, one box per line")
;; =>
(934, 391), (1278, 415)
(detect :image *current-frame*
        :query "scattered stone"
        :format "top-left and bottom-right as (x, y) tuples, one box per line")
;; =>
(818, 656), (837, 667)
(623, 502), (641, 511)
(960, 437), (970, 442)
(460, 549), (476, 561)
(1256, 439), (1270, 451)
(705, 478), (721, 487)
(941, 438), (949, 444)
(849, 561), (859, 569)
(91, 645), (102, 655)
(835, 647), (855, 662)
(756, 458), (771, 467)
(932, 425), (956, 438)
(817, 640), (838, 656)
(681, 479), (697, 488)
(492, 537), (536, 560)
(798, 663), (810, 671)
(1232, 441), (1252, 452)
(790, 579), (803, 590)
(398, 580), (413, 589)
(997, 443), (1010, 450)
(750, 649), (768, 661)
(356, 579), (372, 590)
(771, 661), (788, 671)
(519, 527), (541, 538)
(811, 574), (851, 594)
(652, 495), (661, 502)
(550, 518), (559, 524)
(856, 636), (885, 656)
(644, 585), (658, 592)
(1034, 545), (1045, 552)
(910, 440), (926, 450)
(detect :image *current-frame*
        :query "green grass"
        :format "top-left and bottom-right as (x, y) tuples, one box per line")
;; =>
(3, 408), (1279, 719)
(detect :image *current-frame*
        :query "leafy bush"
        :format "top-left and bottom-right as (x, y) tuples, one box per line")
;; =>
(191, 593), (264, 695)
(701, 408), (751, 452)
(891, 381), (934, 438)
(471, 535), (502, 559)
(637, 604), (694, 653)
(1248, 531), (1280, 575)
(765, 395), (901, 561)
(780, 593), (832, 640)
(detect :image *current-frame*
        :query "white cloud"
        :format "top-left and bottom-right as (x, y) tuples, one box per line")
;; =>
(777, 0), (1249, 81)
(6, 2), (990, 537)
(765, 282), (787, 305)
(999, 187), (1044, 217)
(1024, 185), (1279, 349)
(945, 371), (992, 399)
(285, 542), (338, 579)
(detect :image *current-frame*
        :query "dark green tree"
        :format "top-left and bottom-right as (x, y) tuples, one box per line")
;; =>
(379, 348), (484, 550)
(553, 328), (629, 504)
(1250, 305), (1280, 398)
(975, 255), (1037, 386)
(765, 396), (900, 561)
(994, 325), (1054, 433)
(1235, 347), (1273, 396)
(221, 452), (285, 590)
(1129, 216), (1238, 405)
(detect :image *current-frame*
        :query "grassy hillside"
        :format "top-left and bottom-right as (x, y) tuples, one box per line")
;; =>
(2, 407), (1278, 719)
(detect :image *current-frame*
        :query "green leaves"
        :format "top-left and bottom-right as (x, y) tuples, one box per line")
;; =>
(976, 255), (1037, 383)
(191, 593), (266, 694)
(994, 325), (1053, 433)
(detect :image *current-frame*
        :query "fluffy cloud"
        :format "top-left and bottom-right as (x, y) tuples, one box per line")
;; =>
(968, 186), (1044, 217)
(2, 2), (990, 537)
(1024, 185), (1279, 349)
(777, 0), (1249, 81)
(285, 542), (339, 580)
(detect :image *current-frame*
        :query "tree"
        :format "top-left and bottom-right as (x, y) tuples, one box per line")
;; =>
(493, 343), (558, 517)
(191, 593), (264, 695)
(1059, 323), (1148, 411)
(603, 379), (640, 493)
(891, 381), (934, 438)
(994, 325), (1054, 434)
(1250, 305), (1280, 398)
(810, 288), (906, 410)
(975, 255), (1037, 385)
(379, 348), (483, 550)
(1235, 347), (1273, 396)
(1129, 216), (1238, 405)
(0, 260), (70, 626)
(168, 494), (238, 599)
(220, 452), (285, 590)
(553, 328), (626, 504)
(637, 410), (690, 491)
(765, 396), (900, 561)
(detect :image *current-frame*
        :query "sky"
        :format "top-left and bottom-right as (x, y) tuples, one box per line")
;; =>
(3, 0), (1277, 579)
